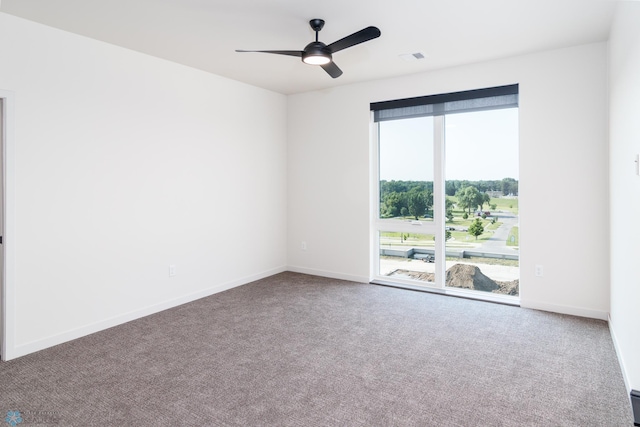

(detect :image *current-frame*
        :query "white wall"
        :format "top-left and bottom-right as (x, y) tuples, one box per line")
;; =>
(288, 43), (610, 319)
(0, 10), (617, 363)
(0, 13), (288, 359)
(609, 2), (640, 394)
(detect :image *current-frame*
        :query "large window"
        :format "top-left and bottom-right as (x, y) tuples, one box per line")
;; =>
(371, 85), (519, 302)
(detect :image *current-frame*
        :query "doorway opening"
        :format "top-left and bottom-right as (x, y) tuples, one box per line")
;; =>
(0, 96), (4, 360)
(0, 90), (15, 361)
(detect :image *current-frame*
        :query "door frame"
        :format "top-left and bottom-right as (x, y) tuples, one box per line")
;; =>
(0, 90), (16, 361)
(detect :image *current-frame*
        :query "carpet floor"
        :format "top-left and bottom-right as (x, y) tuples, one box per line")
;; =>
(0, 272), (633, 426)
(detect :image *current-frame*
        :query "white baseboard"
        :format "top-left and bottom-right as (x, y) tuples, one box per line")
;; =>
(286, 265), (369, 284)
(608, 315), (632, 396)
(520, 299), (609, 321)
(6, 266), (287, 360)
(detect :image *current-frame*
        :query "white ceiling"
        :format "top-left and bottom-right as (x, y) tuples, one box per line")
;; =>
(0, 0), (617, 95)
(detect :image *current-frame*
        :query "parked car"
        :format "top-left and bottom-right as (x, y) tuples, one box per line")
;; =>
(422, 254), (435, 263)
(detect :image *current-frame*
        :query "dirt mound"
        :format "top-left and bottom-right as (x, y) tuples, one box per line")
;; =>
(495, 279), (519, 296)
(445, 264), (499, 292)
(389, 270), (435, 282)
(387, 264), (519, 296)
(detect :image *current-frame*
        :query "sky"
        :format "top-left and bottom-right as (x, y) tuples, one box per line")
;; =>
(379, 108), (519, 181)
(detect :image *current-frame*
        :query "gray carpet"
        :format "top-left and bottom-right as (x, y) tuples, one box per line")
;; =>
(0, 272), (633, 426)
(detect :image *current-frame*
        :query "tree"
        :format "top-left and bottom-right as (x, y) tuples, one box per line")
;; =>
(400, 207), (408, 217)
(501, 178), (519, 196)
(472, 192), (485, 213)
(445, 198), (454, 212)
(480, 193), (491, 210)
(408, 190), (427, 220)
(455, 188), (471, 214)
(424, 190), (434, 217)
(445, 198), (455, 221)
(445, 181), (459, 196)
(468, 218), (485, 240)
(382, 191), (406, 218)
(456, 186), (481, 215)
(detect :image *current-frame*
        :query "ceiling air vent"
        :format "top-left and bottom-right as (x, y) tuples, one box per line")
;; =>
(399, 52), (426, 62)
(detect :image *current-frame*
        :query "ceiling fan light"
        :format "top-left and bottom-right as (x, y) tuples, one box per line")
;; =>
(303, 54), (331, 65)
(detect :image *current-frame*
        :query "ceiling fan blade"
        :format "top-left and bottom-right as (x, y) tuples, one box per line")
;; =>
(321, 61), (343, 79)
(326, 26), (381, 54)
(235, 50), (303, 58)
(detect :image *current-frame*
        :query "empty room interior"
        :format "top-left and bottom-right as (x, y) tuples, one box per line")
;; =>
(0, 0), (639, 425)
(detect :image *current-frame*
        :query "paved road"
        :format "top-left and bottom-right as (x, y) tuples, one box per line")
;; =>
(474, 211), (519, 255)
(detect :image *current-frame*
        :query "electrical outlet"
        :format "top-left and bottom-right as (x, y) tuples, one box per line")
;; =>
(535, 265), (543, 277)
(169, 264), (176, 277)
(301, 241), (307, 251)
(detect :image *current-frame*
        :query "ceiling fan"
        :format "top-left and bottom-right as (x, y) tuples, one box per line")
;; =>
(236, 19), (381, 78)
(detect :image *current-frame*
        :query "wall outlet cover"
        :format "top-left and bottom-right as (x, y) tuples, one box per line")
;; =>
(535, 265), (543, 277)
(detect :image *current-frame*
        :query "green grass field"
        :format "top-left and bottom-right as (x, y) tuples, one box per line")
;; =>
(379, 232), (435, 247)
(491, 197), (518, 214)
(446, 195), (518, 215)
(380, 195), (517, 245)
